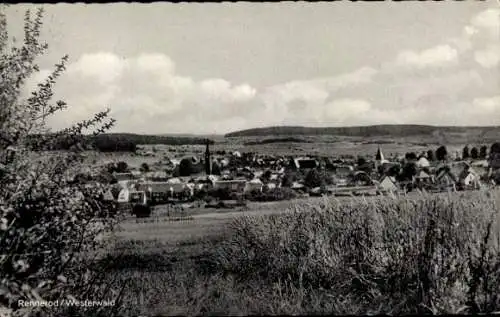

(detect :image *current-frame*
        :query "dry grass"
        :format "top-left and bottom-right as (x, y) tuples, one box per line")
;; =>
(103, 189), (500, 315)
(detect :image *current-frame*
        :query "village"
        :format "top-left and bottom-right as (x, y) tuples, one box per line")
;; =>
(81, 141), (500, 217)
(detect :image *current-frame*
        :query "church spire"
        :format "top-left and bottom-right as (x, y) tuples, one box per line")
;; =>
(376, 145), (384, 162)
(204, 139), (211, 175)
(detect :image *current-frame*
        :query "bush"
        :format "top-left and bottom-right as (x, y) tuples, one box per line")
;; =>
(0, 9), (122, 316)
(245, 188), (297, 202)
(304, 169), (332, 189)
(208, 188), (232, 201)
(140, 163), (150, 173)
(179, 158), (194, 177)
(214, 191), (500, 315)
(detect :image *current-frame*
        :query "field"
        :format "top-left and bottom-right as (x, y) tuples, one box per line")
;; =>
(85, 134), (476, 170)
(77, 133), (500, 315)
(97, 189), (500, 316)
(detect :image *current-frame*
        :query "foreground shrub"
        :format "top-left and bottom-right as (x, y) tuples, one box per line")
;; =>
(0, 8), (123, 316)
(214, 191), (500, 315)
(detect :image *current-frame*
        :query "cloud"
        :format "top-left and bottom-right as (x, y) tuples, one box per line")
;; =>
(67, 52), (127, 84)
(37, 52), (261, 134)
(324, 99), (371, 122)
(474, 44), (500, 68)
(199, 79), (256, 103)
(473, 96), (500, 114)
(470, 8), (500, 35)
(19, 8), (499, 134)
(135, 53), (175, 74)
(395, 45), (459, 69)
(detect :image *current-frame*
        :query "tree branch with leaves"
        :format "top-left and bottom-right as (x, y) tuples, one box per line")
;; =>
(1, 8), (123, 317)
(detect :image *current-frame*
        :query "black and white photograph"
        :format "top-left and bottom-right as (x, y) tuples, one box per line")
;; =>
(1, 1), (500, 316)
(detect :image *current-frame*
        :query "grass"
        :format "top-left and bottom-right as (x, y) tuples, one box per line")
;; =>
(101, 189), (500, 315)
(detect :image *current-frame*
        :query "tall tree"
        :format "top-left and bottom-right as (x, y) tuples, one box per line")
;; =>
(0, 8), (121, 316)
(140, 162), (150, 173)
(462, 145), (470, 159)
(426, 149), (435, 161)
(398, 162), (418, 182)
(491, 142), (500, 155)
(405, 152), (417, 161)
(435, 145), (448, 161)
(179, 158), (194, 176)
(357, 156), (367, 167)
(470, 147), (479, 160)
(479, 145), (488, 159)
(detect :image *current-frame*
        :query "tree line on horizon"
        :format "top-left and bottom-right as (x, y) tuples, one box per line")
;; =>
(25, 133), (215, 152)
(225, 125), (500, 138)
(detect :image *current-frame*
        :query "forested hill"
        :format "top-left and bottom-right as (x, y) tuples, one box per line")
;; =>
(26, 133), (213, 152)
(225, 125), (500, 138)
(94, 133), (213, 145)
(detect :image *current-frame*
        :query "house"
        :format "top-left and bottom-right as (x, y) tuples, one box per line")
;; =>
(114, 172), (135, 181)
(378, 175), (399, 193)
(471, 160), (489, 168)
(213, 179), (247, 192)
(117, 188), (147, 204)
(335, 165), (354, 179)
(458, 167), (482, 190)
(414, 170), (433, 183)
(416, 157), (431, 169)
(144, 171), (169, 181)
(291, 182), (305, 190)
(244, 178), (264, 193)
(114, 172), (137, 189)
(135, 180), (192, 200)
(136, 181), (170, 193)
(336, 178), (349, 187)
(193, 175), (216, 189)
(435, 167), (457, 191)
(293, 158), (319, 170)
(266, 181), (281, 190)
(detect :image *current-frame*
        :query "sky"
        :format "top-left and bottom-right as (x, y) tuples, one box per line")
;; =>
(3, 2), (500, 135)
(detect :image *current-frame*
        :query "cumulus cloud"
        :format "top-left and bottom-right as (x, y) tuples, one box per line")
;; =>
(470, 8), (500, 36)
(474, 44), (500, 68)
(473, 96), (500, 114)
(324, 99), (372, 122)
(21, 7), (500, 134)
(36, 52), (261, 134)
(66, 52), (127, 84)
(395, 45), (459, 69)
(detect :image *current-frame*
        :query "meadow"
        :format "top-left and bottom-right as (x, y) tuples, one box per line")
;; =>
(97, 189), (500, 316)
(87, 136), (469, 170)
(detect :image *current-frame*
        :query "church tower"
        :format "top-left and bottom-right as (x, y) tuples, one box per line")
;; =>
(375, 145), (385, 171)
(204, 139), (212, 175)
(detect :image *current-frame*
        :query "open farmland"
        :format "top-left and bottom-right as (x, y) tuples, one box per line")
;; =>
(89, 136), (469, 166)
(99, 189), (500, 316)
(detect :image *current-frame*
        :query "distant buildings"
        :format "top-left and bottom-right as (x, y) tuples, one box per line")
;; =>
(105, 143), (500, 207)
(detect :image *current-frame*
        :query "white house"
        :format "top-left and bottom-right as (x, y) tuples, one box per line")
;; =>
(459, 168), (481, 189)
(244, 178), (264, 193)
(117, 188), (152, 204)
(291, 182), (305, 190)
(213, 179), (247, 192)
(416, 157), (430, 169)
(378, 175), (398, 192)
